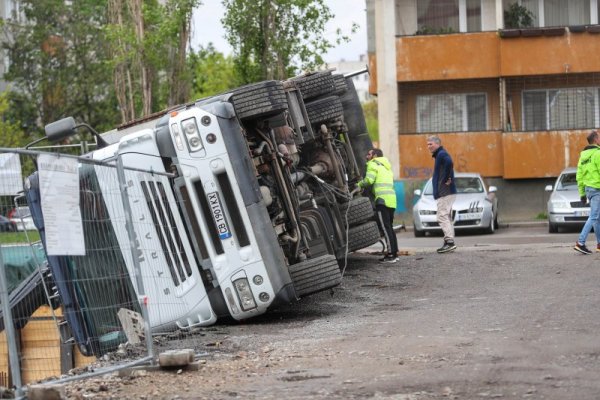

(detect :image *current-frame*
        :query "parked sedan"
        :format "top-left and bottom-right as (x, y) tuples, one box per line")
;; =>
(413, 172), (498, 236)
(546, 167), (588, 233)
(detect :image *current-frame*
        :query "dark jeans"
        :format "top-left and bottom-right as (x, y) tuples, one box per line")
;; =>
(375, 204), (398, 256)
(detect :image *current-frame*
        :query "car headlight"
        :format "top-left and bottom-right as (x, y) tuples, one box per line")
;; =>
(233, 278), (257, 311)
(181, 117), (205, 153)
(419, 210), (437, 215)
(550, 201), (570, 209)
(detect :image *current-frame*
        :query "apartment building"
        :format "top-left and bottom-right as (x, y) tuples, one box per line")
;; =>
(367, 0), (600, 218)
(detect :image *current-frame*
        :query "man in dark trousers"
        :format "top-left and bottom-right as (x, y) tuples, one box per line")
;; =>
(358, 148), (399, 263)
(427, 135), (457, 253)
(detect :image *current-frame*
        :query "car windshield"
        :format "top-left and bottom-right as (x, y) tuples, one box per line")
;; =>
(422, 177), (483, 195)
(556, 172), (577, 191)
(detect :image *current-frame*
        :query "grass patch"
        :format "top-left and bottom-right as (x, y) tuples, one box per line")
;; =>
(0, 231), (41, 245)
(535, 212), (548, 220)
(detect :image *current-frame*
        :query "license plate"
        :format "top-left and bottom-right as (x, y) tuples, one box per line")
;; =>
(207, 191), (232, 240)
(575, 210), (590, 217)
(457, 213), (481, 221)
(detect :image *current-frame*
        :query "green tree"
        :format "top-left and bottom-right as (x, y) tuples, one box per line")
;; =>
(0, 92), (26, 148)
(1, 0), (119, 134)
(106, 0), (199, 122)
(362, 100), (378, 142)
(188, 44), (237, 99)
(222, 0), (357, 83)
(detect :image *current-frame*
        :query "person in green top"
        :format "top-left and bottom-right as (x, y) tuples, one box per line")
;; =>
(358, 148), (398, 263)
(574, 130), (600, 254)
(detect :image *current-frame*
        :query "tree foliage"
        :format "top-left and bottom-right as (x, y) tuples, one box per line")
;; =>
(188, 43), (237, 100)
(362, 100), (378, 142)
(106, 0), (199, 122)
(222, 0), (356, 83)
(0, 92), (26, 148)
(1, 0), (118, 135)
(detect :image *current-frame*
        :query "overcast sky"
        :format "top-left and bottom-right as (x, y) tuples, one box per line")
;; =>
(191, 0), (367, 63)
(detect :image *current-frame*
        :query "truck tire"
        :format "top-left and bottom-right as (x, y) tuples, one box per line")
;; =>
(231, 80), (288, 120)
(288, 254), (342, 298)
(341, 196), (374, 227)
(347, 221), (381, 253)
(305, 95), (344, 126)
(289, 71), (336, 100)
(333, 73), (348, 95)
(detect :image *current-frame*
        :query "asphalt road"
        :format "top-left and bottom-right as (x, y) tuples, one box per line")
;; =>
(63, 224), (600, 399)
(391, 223), (585, 249)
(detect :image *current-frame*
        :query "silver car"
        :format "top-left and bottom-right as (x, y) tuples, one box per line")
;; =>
(546, 167), (589, 233)
(412, 172), (498, 237)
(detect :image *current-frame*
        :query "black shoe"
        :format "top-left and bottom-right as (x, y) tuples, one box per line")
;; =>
(574, 242), (592, 255)
(379, 254), (399, 263)
(437, 242), (457, 254)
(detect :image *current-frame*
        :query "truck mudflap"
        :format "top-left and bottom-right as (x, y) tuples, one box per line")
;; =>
(288, 254), (341, 298)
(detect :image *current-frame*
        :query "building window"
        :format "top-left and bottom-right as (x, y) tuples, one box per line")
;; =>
(522, 87), (598, 130)
(417, 93), (488, 133)
(504, 0), (593, 27)
(417, 0), (460, 33)
(545, 0), (590, 26)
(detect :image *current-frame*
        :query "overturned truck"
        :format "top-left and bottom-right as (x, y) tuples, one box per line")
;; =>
(33, 70), (380, 355)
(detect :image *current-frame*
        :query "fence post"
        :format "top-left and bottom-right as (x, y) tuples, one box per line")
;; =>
(0, 246), (24, 397)
(115, 156), (155, 363)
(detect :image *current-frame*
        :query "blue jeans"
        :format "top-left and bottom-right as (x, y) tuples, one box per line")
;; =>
(577, 187), (600, 245)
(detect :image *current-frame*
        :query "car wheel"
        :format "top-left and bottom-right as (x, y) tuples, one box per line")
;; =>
(485, 212), (495, 234)
(413, 223), (425, 237)
(548, 222), (558, 233)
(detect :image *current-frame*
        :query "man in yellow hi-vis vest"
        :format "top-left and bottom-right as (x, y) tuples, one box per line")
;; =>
(358, 148), (398, 263)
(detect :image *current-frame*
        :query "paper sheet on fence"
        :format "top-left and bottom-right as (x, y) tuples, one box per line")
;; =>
(38, 154), (85, 255)
(0, 153), (23, 195)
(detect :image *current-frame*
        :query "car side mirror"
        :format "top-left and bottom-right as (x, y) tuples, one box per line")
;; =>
(488, 186), (497, 193)
(414, 189), (422, 196)
(544, 185), (553, 192)
(45, 117), (77, 142)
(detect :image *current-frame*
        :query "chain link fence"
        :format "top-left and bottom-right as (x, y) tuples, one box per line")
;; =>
(0, 148), (219, 396)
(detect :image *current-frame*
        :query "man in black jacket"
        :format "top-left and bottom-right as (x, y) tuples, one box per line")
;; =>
(427, 135), (457, 253)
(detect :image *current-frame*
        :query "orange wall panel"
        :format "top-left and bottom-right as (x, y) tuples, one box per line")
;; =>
(396, 32), (500, 82)
(398, 132), (503, 179)
(500, 33), (600, 77)
(502, 130), (589, 178)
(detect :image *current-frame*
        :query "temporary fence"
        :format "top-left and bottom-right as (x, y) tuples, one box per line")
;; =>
(0, 147), (215, 396)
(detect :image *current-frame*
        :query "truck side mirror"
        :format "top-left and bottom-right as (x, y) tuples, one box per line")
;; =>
(45, 117), (77, 142)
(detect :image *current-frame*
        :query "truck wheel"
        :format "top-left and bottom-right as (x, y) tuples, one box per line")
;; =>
(341, 196), (374, 227)
(289, 71), (336, 100)
(305, 95), (344, 126)
(288, 254), (342, 298)
(548, 222), (558, 233)
(333, 74), (348, 95)
(231, 80), (288, 120)
(347, 221), (381, 253)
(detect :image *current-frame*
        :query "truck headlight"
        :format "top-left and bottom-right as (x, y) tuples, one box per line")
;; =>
(233, 278), (257, 311)
(181, 117), (204, 153)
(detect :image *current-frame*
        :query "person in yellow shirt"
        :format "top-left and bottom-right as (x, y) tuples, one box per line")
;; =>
(358, 148), (398, 263)
(574, 130), (600, 254)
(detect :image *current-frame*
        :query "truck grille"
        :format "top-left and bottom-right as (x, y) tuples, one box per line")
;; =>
(141, 180), (192, 286)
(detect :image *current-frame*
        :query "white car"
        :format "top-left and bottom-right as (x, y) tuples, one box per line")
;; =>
(9, 206), (36, 231)
(546, 167), (588, 233)
(412, 172), (498, 236)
